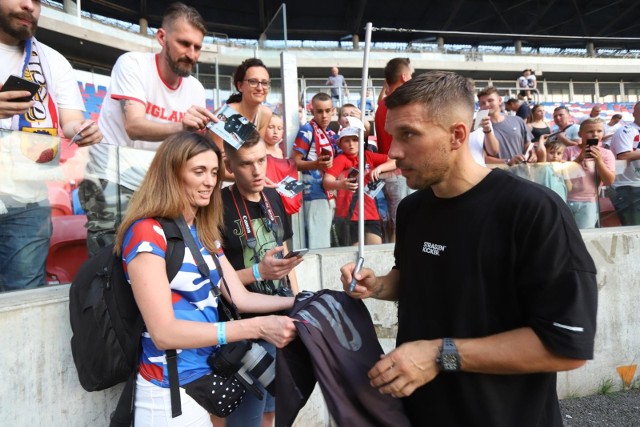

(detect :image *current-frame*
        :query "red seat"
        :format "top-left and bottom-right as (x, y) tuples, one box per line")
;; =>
(47, 184), (72, 216)
(46, 214), (88, 284)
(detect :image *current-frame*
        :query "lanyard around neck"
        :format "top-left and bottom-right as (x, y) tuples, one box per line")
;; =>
(230, 185), (280, 250)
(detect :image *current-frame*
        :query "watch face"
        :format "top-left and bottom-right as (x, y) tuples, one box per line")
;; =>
(440, 353), (459, 371)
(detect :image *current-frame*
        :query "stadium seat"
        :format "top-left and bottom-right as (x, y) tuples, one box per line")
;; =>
(84, 83), (96, 96)
(47, 184), (72, 217)
(46, 214), (88, 284)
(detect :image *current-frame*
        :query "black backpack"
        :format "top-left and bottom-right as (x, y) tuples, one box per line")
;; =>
(69, 218), (185, 423)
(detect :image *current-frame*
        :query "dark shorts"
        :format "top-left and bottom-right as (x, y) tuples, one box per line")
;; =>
(346, 220), (382, 245)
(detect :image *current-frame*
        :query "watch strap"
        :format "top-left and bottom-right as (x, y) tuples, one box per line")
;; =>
(437, 337), (461, 372)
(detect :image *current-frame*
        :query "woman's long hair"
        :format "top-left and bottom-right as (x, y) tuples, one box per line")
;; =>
(527, 104), (544, 124)
(226, 57), (269, 104)
(114, 131), (225, 255)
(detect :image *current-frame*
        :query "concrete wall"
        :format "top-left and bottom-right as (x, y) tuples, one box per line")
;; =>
(0, 227), (638, 425)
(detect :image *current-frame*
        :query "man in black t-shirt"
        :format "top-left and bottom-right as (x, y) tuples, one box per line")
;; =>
(340, 71), (598, 427)
(220, 131), (303, 427)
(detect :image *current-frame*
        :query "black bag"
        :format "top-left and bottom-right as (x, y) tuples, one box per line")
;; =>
(184, 373), (246, 417)
(69, 218), (185, 424)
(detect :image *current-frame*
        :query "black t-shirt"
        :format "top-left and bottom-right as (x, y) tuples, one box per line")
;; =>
(221, 186), (293, 295)
(394, 169), (598, 427)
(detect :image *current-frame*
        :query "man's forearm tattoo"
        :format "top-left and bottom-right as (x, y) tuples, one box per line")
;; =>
(120, 99), (132, 119)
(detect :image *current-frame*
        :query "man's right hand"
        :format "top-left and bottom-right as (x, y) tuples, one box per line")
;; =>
(480, 116), (493, 134)
(0, 90), (33, 119)
(182, 105), (218, 131)
(340, 263), (378, 299)
(258, 246), (304, 281)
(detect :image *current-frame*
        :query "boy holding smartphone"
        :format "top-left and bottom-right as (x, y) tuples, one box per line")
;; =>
(562, 117), (616, 228)
(292, 93), (339, 249)
(323, 127), (396, 246)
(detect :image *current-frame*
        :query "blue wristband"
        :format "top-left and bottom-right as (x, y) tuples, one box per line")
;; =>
(252, 263), (262, 281)
(217, 322), (227, 345)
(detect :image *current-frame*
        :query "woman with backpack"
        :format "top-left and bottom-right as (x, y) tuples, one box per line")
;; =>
(113, 131), (297, 426)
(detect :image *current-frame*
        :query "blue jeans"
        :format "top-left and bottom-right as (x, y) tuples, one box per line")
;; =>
(225, 340), (276, 427)
(0, 204), (51, 292)
(568, 200), (598, 229)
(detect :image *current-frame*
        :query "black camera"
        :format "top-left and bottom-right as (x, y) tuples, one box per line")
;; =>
(207, 340), (275, 400)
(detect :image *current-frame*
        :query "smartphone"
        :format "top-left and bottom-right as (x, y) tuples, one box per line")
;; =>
(284, 248), (309, 259)
(320, 147), (332, 159)
(347, 167), (359, 180)
(473, 109), (490, 131)
(586, 138), (598, 147)
(1, 75), (40, 102)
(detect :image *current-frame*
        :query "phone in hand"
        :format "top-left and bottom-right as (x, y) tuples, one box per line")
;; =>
(320, 147), (332, 160)
(347, 167), (359, 181)
(586, 138), (599, 147)
(1, 75), (40, 102)
(283, 248), (309, 259)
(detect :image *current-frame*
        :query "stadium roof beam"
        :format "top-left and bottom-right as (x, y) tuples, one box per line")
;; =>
(595, 0), (640, 37)
(488, 0), (517, 33)
(440, 0), (464, 31)
(571, 0), (590, 37)
(523, 0), (558, 34)
(348, 0), (368, 36)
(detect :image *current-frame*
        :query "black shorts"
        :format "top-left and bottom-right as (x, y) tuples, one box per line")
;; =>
(347, 220), (382, 245)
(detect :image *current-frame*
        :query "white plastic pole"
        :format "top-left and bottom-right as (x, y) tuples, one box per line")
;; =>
(357, 22), (373, 257)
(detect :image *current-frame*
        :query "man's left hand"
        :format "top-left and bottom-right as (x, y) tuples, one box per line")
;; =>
(368, 340), (441, 398)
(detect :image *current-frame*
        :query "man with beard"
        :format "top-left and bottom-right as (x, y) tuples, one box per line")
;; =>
(80, 2), (216, 255)
(340, 72), (597, 426)
(0, 0), (101, 291)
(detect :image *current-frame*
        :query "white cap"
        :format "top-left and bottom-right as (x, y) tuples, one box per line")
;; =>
(337, 127), (360, 142)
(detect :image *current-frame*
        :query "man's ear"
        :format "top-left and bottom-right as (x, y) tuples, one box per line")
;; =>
(156, 28), (167, 49)
(450, 121), (468, 150)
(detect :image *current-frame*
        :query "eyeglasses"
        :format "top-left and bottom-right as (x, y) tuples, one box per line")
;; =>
(244, 79), (271, 88)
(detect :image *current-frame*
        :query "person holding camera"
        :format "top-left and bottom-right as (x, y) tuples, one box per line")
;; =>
(114, 131), (297, 426)
(220, 130), (302, 427)
(560, 117), (615, 228)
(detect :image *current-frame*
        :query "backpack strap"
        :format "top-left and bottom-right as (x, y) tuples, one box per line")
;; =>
(156, 217), (189, 418)
(156, 218), (185, 283)
(173, 217), (241, 321)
